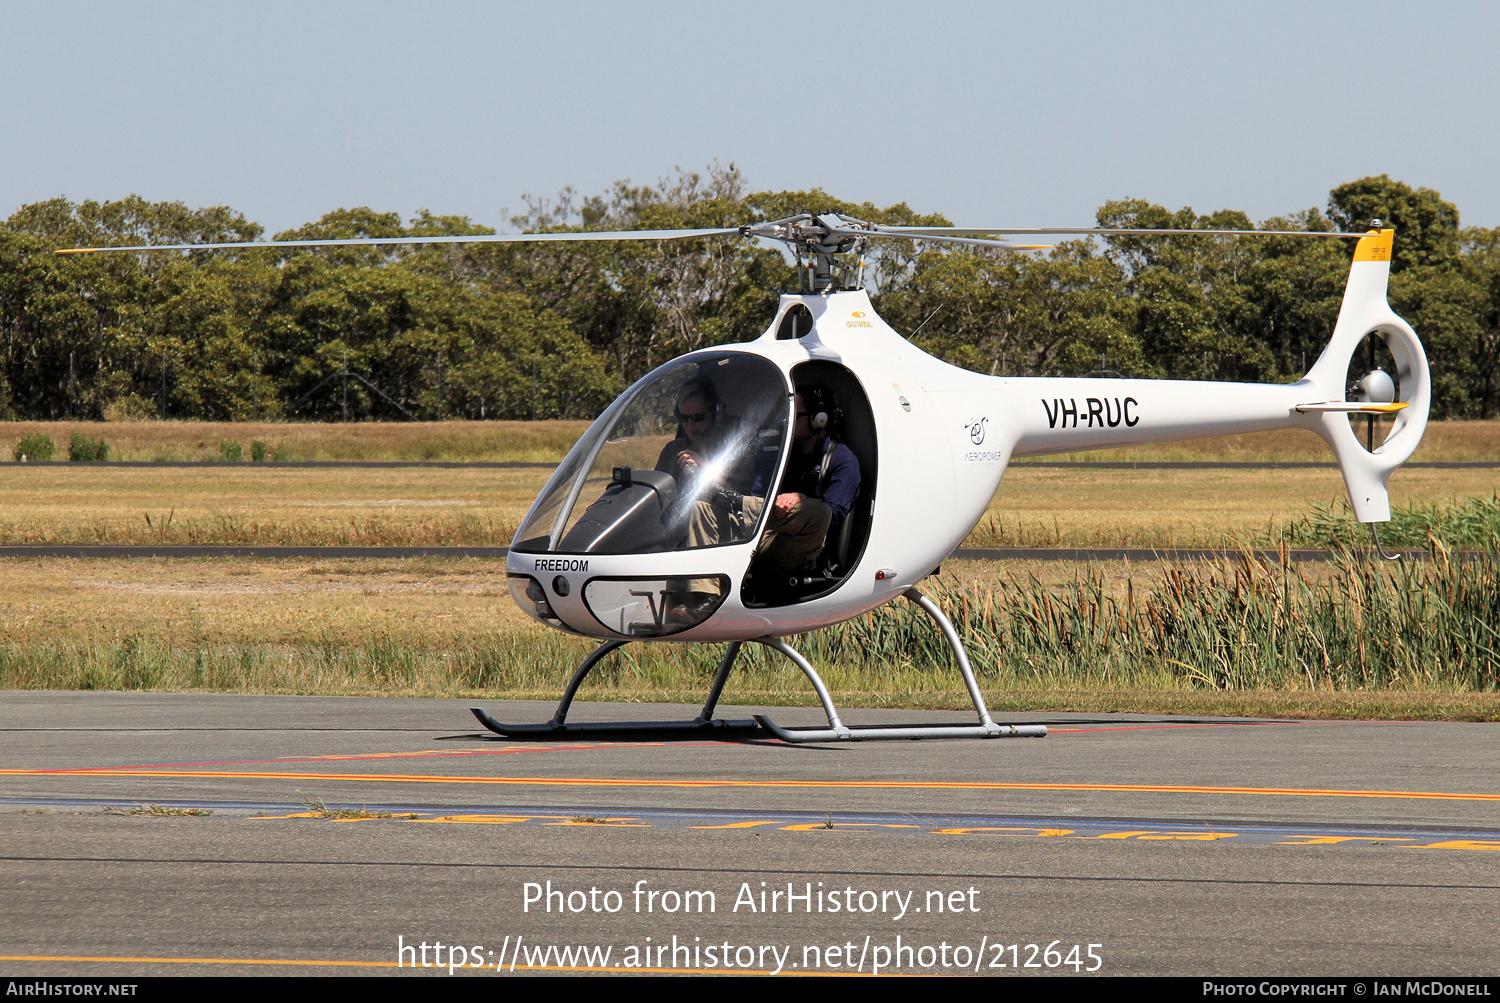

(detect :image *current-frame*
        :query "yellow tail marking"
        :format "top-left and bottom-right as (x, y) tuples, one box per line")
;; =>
(1352, 228), (1395, 263)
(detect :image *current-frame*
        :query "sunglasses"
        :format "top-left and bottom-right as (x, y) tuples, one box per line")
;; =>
(677, 408), (710, 423)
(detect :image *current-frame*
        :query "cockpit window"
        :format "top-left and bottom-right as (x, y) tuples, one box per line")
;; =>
(512, 352), (790, 554)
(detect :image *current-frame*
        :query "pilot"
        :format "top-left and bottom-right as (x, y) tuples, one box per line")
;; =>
(690, 385), (861, 573)
(654, 377), (723, 485)
(656, 376), (769, 539)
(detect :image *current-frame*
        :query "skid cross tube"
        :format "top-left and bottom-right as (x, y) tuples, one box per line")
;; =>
(752, 588), (1048, 743)
(470, 640), (760, 739)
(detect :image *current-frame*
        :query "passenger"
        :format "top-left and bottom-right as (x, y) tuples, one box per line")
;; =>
(689, 385), (860, 573)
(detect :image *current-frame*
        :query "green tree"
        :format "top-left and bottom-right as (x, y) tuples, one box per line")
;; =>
(1390, 228), (1500, 417)
(1094, 200), (1348, 383)
(1328, 175), (1459, 271)
(875, 240), (1135, 378)
(0, 175), (1493, 423)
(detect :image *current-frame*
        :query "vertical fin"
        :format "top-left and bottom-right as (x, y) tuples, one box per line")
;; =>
(1300, 229), (1429, 523)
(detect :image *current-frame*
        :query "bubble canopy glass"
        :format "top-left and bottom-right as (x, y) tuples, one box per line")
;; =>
(512, 352), (791, 555)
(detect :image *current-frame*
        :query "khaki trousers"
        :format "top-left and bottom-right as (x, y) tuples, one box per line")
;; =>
(688, 496), (831, 573)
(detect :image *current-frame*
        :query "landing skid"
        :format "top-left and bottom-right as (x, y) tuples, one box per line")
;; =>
(471, 588), (1047, 743)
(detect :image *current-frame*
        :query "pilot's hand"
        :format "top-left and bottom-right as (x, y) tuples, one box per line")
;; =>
(773, 492), (804, 519)
(676, 450), (701, 471)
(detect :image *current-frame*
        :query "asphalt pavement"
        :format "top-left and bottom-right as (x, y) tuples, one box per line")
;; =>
(3, 692), (1498, 977)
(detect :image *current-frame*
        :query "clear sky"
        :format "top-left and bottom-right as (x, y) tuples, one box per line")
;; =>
(3, 1), (1496, 235)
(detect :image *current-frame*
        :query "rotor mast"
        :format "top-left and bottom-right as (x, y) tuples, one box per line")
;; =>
(741, 213), (870, 293)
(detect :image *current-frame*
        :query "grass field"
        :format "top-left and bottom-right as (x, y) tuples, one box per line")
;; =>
(0, 419), (1496, 718)
(3, 418), (1499, 464)
(1, 419), (590, 463)
(0, 554), (1495, 720)
(0, 464), (549, 546)
(0, 461), (1491, 548)
(973, 465), (1500, 548)
(1009, 421), (1500, 463)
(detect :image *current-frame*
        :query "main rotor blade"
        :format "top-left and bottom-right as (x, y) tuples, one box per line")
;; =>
(826, 227), (1050, 252)
(876, 226), (1368, 239)
(55, 228), (744, 255)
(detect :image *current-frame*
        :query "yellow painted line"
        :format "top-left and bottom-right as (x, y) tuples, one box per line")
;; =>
(1086, 830), (1154, 839)
(1277, 835), (1414, 845)
(1132, 832), (1237, 841)
(210, 813), (1500, 852)
(932, 827), (1074, 836)
(778, 823), (919, 831)
(1408, 840), (1500, 851)
(249, 813), (413, 823)
(543, 818), (648, 827)
(6, 767), (1500, 803)
(0, 953), (868, 976)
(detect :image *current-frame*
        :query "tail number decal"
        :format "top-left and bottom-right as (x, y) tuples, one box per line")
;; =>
(1042, 397), (1138, 429)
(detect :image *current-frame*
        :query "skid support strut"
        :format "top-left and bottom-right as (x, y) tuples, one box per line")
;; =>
(470, 640), (762, 740)
(472, 588), (1046, 743)
(752, 588), (1048, 742)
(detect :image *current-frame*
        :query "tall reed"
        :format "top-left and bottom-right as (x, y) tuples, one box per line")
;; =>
(1283, 495), (1500, 549)
(802, 542), (1499, 692)
(1, 544), (1494, 697)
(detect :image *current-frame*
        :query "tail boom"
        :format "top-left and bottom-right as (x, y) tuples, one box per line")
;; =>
(997, 230), (1429, 523)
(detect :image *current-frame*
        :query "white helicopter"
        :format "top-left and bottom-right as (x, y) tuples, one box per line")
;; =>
(62, 214), (1427, 742)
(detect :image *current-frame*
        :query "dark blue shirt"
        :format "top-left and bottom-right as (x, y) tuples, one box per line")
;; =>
(754, 437), (861, 524)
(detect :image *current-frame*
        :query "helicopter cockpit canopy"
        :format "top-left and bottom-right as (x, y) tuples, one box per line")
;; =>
(512, 352), (790, 556)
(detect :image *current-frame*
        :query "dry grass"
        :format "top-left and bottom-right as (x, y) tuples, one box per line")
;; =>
(0, 465), (550, 546)
(0, 557), (518, 648)
(0, 556), (1037, 651)
(971, 465), (1500, 548)
(1, 418), (1496, 465)
(1011, 421), (1500, 463)
(294, 794), (415, 820)
(0, 460), (1491, 549)
(0, 557), (1497, 720)
(101, 804), (213, 817)
(0, 420), (589, 463)
(0, 418), (1494, 720)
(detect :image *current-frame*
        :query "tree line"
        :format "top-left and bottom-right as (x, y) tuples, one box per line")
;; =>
(1, 166), (1495, 422)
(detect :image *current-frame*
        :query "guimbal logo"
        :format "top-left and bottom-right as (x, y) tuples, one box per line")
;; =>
(965, 417), (988, 445)
(846, 310), (873, 329)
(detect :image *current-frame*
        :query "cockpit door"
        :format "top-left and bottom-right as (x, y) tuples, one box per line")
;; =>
(742, 360), (877, 607)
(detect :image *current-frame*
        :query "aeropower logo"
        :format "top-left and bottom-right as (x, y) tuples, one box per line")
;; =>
(962, 417), (1002, 463)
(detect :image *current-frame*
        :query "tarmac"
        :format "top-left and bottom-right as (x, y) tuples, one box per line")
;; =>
(3, 691), (1499, 977)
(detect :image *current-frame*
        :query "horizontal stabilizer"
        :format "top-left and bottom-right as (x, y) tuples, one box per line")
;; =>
(1294, 401), (1411, 415)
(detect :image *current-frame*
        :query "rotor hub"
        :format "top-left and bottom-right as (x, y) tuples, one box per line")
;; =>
(740, 213), (876, 293)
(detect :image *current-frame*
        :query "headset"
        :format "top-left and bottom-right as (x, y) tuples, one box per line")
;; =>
(797, 384), (836, 433)
(674, 377), (724, 423)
